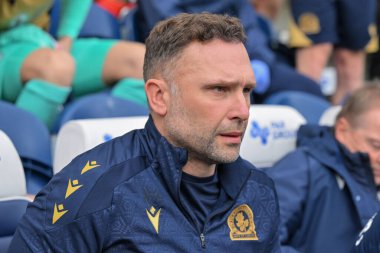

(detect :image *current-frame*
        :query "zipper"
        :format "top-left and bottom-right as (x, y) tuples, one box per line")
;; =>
(200, 233), (206, 248)
(176, 169), (206, 249)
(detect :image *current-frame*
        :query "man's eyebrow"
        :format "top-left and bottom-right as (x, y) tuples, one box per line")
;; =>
(203, 80), (256, 87)
(246, 81), (256, 88)
(367, 137), (380, 143)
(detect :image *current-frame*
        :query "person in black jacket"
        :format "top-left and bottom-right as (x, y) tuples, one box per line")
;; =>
(267, 83), (380, 253)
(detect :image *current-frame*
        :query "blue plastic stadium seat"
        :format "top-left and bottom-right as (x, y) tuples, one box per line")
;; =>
(263, 91), (331, 124)
(240, 105), (306, 169)
(52, 92), (149, 133)
(0, 198), (29, 253)
(50, 1), (120, 39)
(0, 101), (52, 194)
(0, 130), (30, 252)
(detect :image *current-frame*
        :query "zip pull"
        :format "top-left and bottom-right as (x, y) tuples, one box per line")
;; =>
(200, 233), (206, 248)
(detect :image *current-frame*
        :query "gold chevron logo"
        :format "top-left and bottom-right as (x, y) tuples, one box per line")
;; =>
(146, 206), (161, 234)
(81, 161), (100, 174)
(52, 203), (68, 224)
(65, 179), (83, 199)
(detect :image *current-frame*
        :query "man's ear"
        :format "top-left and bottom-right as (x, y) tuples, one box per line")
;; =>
(145, 78), (168, 116)
(335, 117), (350, 145)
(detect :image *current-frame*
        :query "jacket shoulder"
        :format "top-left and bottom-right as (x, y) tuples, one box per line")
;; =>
(33, 130), (148, 230)
(240, 158), (277, 189)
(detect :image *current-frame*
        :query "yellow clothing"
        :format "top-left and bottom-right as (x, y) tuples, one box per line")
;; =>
(0, 0), (52, 31)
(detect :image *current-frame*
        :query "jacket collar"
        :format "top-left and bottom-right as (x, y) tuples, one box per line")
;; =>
(338, 142), (375, 189)
(142, 115), (251, 201)
(297, 125), (375, 188)
(297, 125), (348, 174)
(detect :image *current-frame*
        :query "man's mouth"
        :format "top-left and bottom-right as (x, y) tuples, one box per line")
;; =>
(219, 132), (243, 143)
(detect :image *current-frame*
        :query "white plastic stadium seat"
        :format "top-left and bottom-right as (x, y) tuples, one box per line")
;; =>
(0, 130), (32, 253)
(319, 105), (342, 126)
(0, 130), (27, 197)
(240, 105), (306, 168)
(53, 116), (149, 174)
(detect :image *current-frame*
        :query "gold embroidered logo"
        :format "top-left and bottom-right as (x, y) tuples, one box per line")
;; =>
(52, 203), (68, 224)
(227, 204), (259, 241)
(365, 24), (379, 53)
(65, 179), (83, 199)
(298, 13), (320, 34)
(81, 161), (100, 174)
(146, 206), (161, 234)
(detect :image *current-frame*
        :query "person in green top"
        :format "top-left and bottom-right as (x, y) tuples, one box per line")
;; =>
(0, 0), (146, 128)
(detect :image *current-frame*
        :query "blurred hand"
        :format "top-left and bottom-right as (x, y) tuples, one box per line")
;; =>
(251, 59), (271, 94)
(56, 37), (73, 52)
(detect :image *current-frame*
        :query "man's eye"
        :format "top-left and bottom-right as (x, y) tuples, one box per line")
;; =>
(243, 87), (253, 93)
(213, 86), (226, 92)
(371, 142), (380, 150)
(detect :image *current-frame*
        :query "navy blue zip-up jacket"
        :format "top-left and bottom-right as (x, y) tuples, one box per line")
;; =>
(267, 124), (380, 253)
(9, 117), (281, 252)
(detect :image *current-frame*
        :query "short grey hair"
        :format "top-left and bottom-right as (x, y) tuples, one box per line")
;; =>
(336, 81), (380, 127)
(143, 12), (247, 82)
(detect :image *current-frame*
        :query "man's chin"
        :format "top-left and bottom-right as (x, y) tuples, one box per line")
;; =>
(211, 151), (240, 164)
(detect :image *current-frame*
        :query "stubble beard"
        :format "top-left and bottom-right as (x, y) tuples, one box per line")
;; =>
(164, 101), (244, 165)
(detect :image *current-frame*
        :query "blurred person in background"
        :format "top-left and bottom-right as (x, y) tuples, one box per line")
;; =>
(133, 0), (325, 104)
(0, 0), (146, 129)
(289, 0), (378, 104)
(267, 83), (380, 253)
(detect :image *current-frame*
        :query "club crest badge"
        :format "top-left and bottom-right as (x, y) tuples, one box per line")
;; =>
(227, 204), (259, 241)
(298, 13), (320, 35)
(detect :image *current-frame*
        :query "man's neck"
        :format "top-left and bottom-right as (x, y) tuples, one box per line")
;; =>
(182, 157), (216, 178)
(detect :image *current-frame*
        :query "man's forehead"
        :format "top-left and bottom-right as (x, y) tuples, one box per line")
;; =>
(176, 39), (252, 70)
(350, 107), (380, 130)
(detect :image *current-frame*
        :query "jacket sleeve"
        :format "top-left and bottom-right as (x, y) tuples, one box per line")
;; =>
(8, 194), (107, 252)
(265, 149), (310, 253)
(57, 0), (92, 39)
(8, 155), (111, 252)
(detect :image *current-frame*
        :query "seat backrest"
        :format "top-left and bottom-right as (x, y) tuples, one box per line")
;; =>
(0, 130), (27, 197)
(240, 105), (306, 168)
(319, 105), (342, 126)
(50, 1), (120, 39)
(0, 101), (52, 193)
(52, 92), (148, 134)
(0, 196), (30, 253)
(0, 132), (30, 252)
(0, 101), (52, 168)
(264, 91), (331, 124)
(0, 197), (29, 236)
(53, 116), (149, 174)
(79, 3), (121, 39)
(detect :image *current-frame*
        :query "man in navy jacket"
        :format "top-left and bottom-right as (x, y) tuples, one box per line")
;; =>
(267, 84), (380, 253)
(8, 13), (281, 252)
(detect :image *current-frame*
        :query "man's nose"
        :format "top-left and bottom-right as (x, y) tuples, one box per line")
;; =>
(229, 92), (250, 121)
